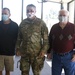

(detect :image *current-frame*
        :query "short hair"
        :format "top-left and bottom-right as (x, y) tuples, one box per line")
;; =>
(26, 4), (36, 9)
(59, 9), (69, 16)
(2, 7), (10, 14)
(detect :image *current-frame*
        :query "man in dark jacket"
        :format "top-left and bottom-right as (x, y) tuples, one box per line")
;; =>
(0, 8), (18, 75)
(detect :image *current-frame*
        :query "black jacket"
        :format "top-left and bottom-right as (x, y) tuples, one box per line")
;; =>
(0, 20), (18, 56)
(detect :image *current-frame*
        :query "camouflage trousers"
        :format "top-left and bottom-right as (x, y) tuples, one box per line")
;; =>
(20, 54), (45, 75)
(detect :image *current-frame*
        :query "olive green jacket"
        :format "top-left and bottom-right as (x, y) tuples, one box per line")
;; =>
(16, 17), (49, 56)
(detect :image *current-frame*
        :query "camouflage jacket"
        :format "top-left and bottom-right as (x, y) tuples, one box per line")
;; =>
(16, 17), (49, 56)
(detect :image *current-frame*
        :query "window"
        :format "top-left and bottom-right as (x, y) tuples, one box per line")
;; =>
(43, 2), (61, 32)
(3, 0), (22, 25)
(68, 1), (74, 23)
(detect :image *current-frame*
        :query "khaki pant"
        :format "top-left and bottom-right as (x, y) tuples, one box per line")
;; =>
(0, 55), (14, 71)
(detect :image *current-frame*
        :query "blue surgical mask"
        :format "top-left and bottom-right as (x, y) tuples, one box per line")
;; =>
(59, 16), (68, 23)
(2, 14), (9, 21)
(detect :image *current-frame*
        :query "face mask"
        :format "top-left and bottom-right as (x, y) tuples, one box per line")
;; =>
(27, 13), (35, 19)
(2, 14), (9, 21)
(59, 16), (68, 23)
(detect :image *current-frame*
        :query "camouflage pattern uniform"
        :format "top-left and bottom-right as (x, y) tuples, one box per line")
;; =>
(16, 17), (49, 75)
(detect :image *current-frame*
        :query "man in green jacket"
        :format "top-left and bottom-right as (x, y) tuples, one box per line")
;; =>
(16, 4), (49, 75)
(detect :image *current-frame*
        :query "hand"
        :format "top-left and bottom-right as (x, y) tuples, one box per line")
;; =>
(47, 53), (52, 60)
(38, 51), (45, 58)
(71, 54), (75, 62)
(16, 48), (21, 56)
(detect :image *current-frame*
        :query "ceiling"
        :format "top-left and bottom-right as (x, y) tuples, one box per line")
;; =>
(42, 0), (73, 3)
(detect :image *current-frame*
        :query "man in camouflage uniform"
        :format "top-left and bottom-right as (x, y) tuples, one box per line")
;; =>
(16, 4), (49, 75)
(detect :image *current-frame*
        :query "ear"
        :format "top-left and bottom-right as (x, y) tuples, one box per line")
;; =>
(68, 16), (69, 21)
(9, 13), (11, 17)
(34, 10), (36, 13)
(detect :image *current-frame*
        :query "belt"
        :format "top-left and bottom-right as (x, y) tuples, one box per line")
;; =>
(54, 51), (72, 56)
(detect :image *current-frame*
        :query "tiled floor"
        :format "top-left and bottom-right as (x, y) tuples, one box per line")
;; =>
(2, 56), (64, 75)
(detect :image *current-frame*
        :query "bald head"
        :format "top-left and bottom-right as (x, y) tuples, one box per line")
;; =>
(59, 9), (69, 17)
(58, 9), (69, 23)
